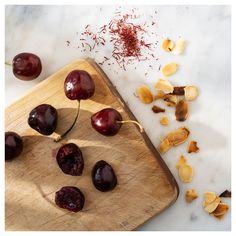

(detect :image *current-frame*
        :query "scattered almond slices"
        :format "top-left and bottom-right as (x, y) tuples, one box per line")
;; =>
(203, 191), (230, 220)
(188, 141), (199, 153)
(175, 99), (189, 121)
(162, 38), (187, 55)
(154, 91), (165, 100)
(163, 94), (177, 107)
(172, 39), (187, 55)
(185, 189), (198, 203)
(159, 127), (190, 153)
(136, 85), (153, 104)
(162, 39), (175, 52)
(161, 63), (178, 77)
(184, 85), (199, 101)
(171, 86), (185, 95)
(160, 116), (169, 126)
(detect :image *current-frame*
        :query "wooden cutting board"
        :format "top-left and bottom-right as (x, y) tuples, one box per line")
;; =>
(5, 58), (179, 231)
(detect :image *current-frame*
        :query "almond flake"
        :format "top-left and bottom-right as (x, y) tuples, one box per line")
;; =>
(203, 192), (217, 207)
(161, 63), (178, 77)
(160, 116), (169, 126)
(136, 85), (153, 104)
(155, 79), (174, 93)
(175, 99), (189, 121)
(184, 85), (199, 101)
(185, 189), (198, 203)
(163, 94), (177, 107)
(172, 39), (186, 55)
(204, 196), (221, 213)
(176, 155), (187, 169)
(212, 203), (229, 218)
(162, 39), (175, 52)
(178, 164), (193, 183)
(188, 141), (199, 153)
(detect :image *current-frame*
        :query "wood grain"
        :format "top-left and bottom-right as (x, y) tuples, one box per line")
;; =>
(5, 58), (179, 231)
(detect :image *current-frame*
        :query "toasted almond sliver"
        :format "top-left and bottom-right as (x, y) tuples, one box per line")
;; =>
(161, 63), (178, 77)
(160, 116), (169, 126)
(178, 164), (193, 183)
(172, 39), (186, 55)
(185, 189), (198, 203)
(184, 86), (199, 101)
(162, 39), (175, 52)
(155, 79), (174, 93)
(176, 155), (187, 169)
(163, 94), (177, 107)
(159, 138), (171, 153)
(203, 192), (217, 206)
(175, 99), (189, 122)
(136, 85), (153, 104)
(188, 141), (199, 153)
(159, 127), (190, 153)
(212, 203), (229, 217)
(204, 196), (221, 213)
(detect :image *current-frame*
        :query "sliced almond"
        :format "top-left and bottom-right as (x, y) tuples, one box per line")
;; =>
(185, 189), (198, 203)
(188, 141), (199, 153)
(212, 203), (229, 219)
(175, 99), (189, 121)
(163, 94), (177, 107)
(178, 164), (193, 183)
(176, 155), (187, 169)
(152, 105), (165, 113)
(159, 138), (171, 153)
(155, 79), (174, 93)
(154, 91), (165, 100)
(162, 39), (175, 52)
(136, 85), (153, 104)
(184, 86), (199, 101)
(203, 192), (217, 207)
(159, 127), (190, 153)
(161, 63), (178, 77)
(204, 196), (221, 213)
(219, 190), (231, 198)
(160, 116), (169, 126)
(172, 39), (186, 55)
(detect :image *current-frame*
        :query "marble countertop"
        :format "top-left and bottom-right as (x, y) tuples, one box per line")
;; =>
(5, 5), (231, 231)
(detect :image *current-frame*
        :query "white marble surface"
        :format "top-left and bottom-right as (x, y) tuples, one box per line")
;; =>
(5, 5), (231, 231)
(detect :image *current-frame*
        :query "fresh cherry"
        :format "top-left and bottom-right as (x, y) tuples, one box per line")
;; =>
(55, 186), (85, 212)
(28, 104), (58, 135)
(91, 108), (144, 136)
(56, 143), (84, 176)
(5, 131), (23, 160)
(92, 160), (117, 192)
(55, 70), (95, 142)
(12, 52), (42, 81)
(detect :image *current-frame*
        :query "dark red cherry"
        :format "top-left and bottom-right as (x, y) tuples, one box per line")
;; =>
(12, 52), (42, 80)
(56, 143), (84, 176)
(64, 70), (95, 100)
(28, 104), (58, 135)
(92, 160), (117, 192)
(55, 186), (85, 212)
(91, 108), (122, 136)
(5, 132), (23, 160)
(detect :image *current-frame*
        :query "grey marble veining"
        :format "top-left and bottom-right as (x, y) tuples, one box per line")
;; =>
(5, 5), (231, 231)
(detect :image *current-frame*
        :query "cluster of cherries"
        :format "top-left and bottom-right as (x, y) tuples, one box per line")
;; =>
(5, 52), (143, 213)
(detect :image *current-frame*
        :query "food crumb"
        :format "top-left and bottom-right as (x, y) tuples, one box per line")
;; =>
(152, 105), (165, 113)
(160, 116), (169, 126)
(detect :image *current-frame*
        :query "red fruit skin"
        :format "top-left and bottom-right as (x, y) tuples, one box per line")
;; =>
(5, 132), (23, 160)
(55, 186), (85, 212)
(91, 108), (122, 136)
(12, 52), (42, 81)
(64, 70), (95, 100)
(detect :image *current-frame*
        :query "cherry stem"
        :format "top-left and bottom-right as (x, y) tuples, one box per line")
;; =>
(54, 100), (80, 142)
(5, 61), (12, 66)
(117, 120), (144, 133)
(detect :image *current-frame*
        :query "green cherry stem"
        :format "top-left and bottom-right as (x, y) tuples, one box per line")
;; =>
(54, 100), (81, 142)
(116, 120), (144, 133)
